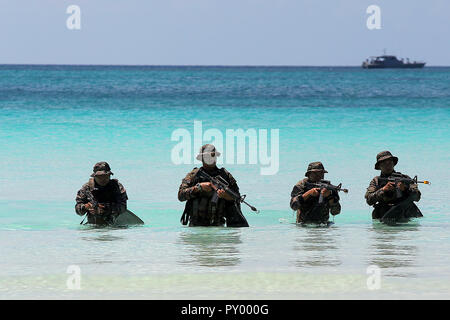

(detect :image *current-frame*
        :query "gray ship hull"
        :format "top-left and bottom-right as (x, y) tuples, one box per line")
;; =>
(363, 62), (425, 69)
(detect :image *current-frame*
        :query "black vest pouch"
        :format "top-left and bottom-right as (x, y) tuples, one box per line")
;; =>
(373, 202), (392, 219)
(198, 197), (209, 218)
(404, 202), (423, 218)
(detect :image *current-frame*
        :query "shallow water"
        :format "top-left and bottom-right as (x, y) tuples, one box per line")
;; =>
(0, 66), (449, 299)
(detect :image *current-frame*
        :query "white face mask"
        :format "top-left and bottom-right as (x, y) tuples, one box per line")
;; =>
(202, 153), (217, 166)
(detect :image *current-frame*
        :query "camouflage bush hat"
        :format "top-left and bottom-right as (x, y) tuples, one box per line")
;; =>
(91, 161), (114, 177)
(374, 151), (398, 170)
(196, 144), (221, 162)
(305, 161), (328, 177)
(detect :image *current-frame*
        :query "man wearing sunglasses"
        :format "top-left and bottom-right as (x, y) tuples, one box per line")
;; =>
(178, 144), (249, 227)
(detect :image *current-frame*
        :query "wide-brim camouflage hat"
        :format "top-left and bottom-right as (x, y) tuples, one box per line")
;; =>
(305, 161), (328, 177)
(374, 151), (398, 170)
(90, 161), (114, 177)
(196, 144), (221, 161)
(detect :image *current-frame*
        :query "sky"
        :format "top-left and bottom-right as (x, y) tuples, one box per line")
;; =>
(0, 0), (449, 66)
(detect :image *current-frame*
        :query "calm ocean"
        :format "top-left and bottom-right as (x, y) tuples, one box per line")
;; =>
(0, 65), (449, 299)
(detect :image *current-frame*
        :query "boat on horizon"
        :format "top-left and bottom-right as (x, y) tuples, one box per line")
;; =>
(362, 55), (425, 69)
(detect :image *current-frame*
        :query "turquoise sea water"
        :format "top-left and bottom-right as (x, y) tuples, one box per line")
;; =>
(0, 65), (449, 299)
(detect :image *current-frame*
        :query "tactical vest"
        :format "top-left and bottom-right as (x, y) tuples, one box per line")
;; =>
(181, 167), (232, 227)
(85, 178), (122, 224)
(295, 179), (332, 224)
(371, 174), (422, 219)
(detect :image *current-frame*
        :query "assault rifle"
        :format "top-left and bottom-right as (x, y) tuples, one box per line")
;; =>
(378, 173), (430, 198)
(197, 170), (259, 213)
(304, 180), (349, 204)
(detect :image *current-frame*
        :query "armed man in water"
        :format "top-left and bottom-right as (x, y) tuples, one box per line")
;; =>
(75, 162), (129, 226)
(290, 162), (344, 225)
(178, 144), (252, 227)
(365, 151), (428, 224)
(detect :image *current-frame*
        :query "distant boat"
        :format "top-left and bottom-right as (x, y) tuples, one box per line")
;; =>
(362, 55), (425, 69)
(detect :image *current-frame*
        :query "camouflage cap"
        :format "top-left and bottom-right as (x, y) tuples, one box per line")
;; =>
(90, 161), (114, 177)
(374, 151), (398, 170)
(196, 144), (221, 161)
(305, 161), (328, 177)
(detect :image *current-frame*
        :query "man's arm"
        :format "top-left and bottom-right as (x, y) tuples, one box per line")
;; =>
(290, 183), (306, 211)
(75, 185), (89, 216)
(178, 169), (200, 202)
(365, 177), (384, 206)
(117, 182), (128, 214)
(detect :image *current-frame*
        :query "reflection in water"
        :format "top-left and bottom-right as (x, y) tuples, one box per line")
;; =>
(83, 234), (125, 242)
(368, 221), (419, 277)
(79, 228), (125, 242)
(79, 229), (127, 265)
(177, 228), (242, 267)
(293, 225), (342, 268)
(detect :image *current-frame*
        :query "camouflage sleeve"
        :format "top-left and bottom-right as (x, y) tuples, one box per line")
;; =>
(75, 184), (89, 216)
(290, 181), (306, 211)
(117, 182), (128, 214)
(178, 169), (200, 202)
(365, 177), (384, 206)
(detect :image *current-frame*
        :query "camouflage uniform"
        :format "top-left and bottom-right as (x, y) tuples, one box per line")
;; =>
(75, 162), (128, 225)
(178, 166), (246, 227)
(365, 151), (421, 219)
(290, 162), (341, 224)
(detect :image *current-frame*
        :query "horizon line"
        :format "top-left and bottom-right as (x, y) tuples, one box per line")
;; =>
(0, 63), (448, 68)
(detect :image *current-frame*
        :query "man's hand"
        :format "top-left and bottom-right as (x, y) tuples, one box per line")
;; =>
(303, 188), (320, 200)
(321, 188), (331, 198)
(397, 182), (407, 192)
(198, 182), (213, 192)
(97, 204), (106, 215)
(84, 202), (96, 215)
(381, 182), (397, 202)
(382, 182), (395, 193)
(217, 189), (233, 201)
